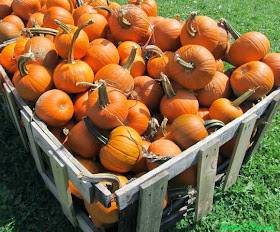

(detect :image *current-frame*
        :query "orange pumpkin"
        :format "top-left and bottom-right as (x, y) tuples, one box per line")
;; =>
(12, 0), (41, 21)
(128, 0), (157, 16)
(0, 22), (21, 44)
(0, 43), (17, 74)
(73, 4), (97, 25)
(3, 15), (24, 30)
(43, 6), (74, 29)
(0, 0), (13, 19)
(261, 53), (280, 87)
(118, 41), (142, 61)
(26, 12), (44, 28)
(45, 0), (74, 13)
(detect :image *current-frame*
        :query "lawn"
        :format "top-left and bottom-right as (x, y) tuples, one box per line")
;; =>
(0, 0), (280, 231)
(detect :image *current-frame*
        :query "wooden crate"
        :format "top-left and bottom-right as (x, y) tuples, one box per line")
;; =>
(1, 64), (280, 232)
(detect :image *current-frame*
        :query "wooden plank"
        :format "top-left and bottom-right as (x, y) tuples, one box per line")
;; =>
(3, 83), (29, 150)
(195, 140), (219, 221)
(20, 110), (45, 174)
(118, 202), (138, 232)
(41, 172), (59, 201)
(136, 170), (169, 232)
(49, 151), (78, 226)
(244, 96), (280, 164)
(223, 114), (258, 191)
(115, 87), (280, 210)
(1, 84), (17, 127)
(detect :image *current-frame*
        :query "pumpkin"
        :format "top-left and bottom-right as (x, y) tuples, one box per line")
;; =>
(12, 0), (41, 21)
(212, 20), (230, 60)
(73, 5), (97, 25)
(148, 15), (164, 25)
(196, 71), (231, 107)
(0, 22), (21, 44)
(45, 0), (74, 13)
(14, 37), (30, 61)
(261, 53), (280, 87)
(12, 54), (54, 102)
(0, 43), (17, 74)
(43, 6), (74, 29)
(26, 12), (44, 28)
(215, 59), (224, 72)
(131, 140), (150, 173)
(108, 4), (149, 43)
(197, 107), (210, 121)
(53, 20), (94, 94)
(180, 12), (220, 52)
(48, 120), (76, 145)
(128, 0), (157, 16)
(124, 100), (150, 135)
(169, 45), (216, 90)
(2, 15), (24, 30)
(146, 45), (174, 79)
(118, 41), (142, 61)
(89, 0), (113, 20)
(35, 89), (74, 127)
(0, 0), (13, 19)
(131, 75), (163, 111)
(54, 20), (90, 60)
(230, 61), (274, 101)
(152, 18), (182, 52)
(73, 90), (92, 122)
(160, 73), (199, 122)
(83, 38), (120, 73)
(171, 164), (198, 187)
(86, 83), (129, 130)
(120, 55), (146, 78)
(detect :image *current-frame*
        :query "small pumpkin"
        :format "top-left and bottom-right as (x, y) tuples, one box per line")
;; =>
(43, 6), (74, 29)
(0, 22), (21, 44)
(12, 0), (41, 21)
(14, 36), (30, 61)
(2, 15), (24, 30)
(197, 107), (210, 121)
(212, 20), (230, 60)
(120, 55), (146, 78)
(0, 42), (17, 74)
(26, 12), (44, 28)
(0, 0), (13, 19)
(73, 90), (92, 122)
(261, 53), (280, 87)
(128, 0), (157, 16)
(73, 5), (97, 25)
(118, 41), (142, 61)
(45, 0), (74, 13)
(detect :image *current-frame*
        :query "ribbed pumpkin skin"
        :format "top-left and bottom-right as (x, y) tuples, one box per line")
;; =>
(108, 5), (149, 43)
(120, 55), (146, 78)
(262, 53), (280, 87)
(53, 60), (94, 94)
(230, 61), (274, 100)
(73, 90), (92, 122)
(209, 98), (243, 124)
(160, 89), (199, 122)
(0, 22), (21, 44)
(124, 100), (150, 135)
(0, 0), (13, 19)
(180, 15), (220, 52)
(131, 75), (164, 110)
(83, 39), (120, 73)
(196, 71), (231, 107)
(65, 120), (102, 158)
(165, 114), (208, 150)
(14, 37), (30, 61)
(118, 41), (142, 61)
(3, 15), (24, 30)
(131, 140), (150, 173)
(212, 22), (230, 60)
(73, 5), (97, 25)
(12, 64), (53, 102)
(87, 87), (129, 130)
(146, 139), (181, 171)
(100, 126), (143, 173)
(153, 19), (182, 52)
(46, 0), (74, 13)
(43, 6), (74, 29)
(0, 43), (17, 74)
(215, 59), (224, 72)
(128, 0), (157, 16)
(197, 107), (210, 121)
(228, 31), (270, 67)
(169, 45), (216, 90)
(35, 89), (74, 127)
(27, 12), (44, 28)
(12, 0), (41, 21)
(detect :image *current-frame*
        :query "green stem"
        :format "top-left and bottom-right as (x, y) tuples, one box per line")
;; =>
(30, 18), (40, 28)
(231, 88), (258, 107)
(174, 54), (195, 70)
(17, 53), (36, 77)
(55, 20), (72, 34)
(83, 116), (109, 145)
(160, 72), (175, 99)
(145, 45), (165, 57)
(204, 119), (225, 131)
(68, 19), (94, 64)
(118, 8), (131, 28)
(219, 18), (241, 40)
(97, 82), (111, 108)
(22, 27), (58, 36)
(122, 45), (137, 72)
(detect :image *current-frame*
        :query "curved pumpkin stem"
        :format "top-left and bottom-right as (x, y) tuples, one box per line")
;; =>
(55, 20), (72, 34)
(145, 45), (165, 57)
(174, 54), (195, 70)
(160, 72), (176, 99)
(93, 6), (114, 14)
(219, 18), (241, 40)
(22, 27), (58, 36)
(83, 116), (109, 145)
(97, 81), (111, 108)
(185, 11), (199, 38)
(231, 87), (258, 107)
(68, 19), (94, 64)
(122, 45), (137, 72)
(17, 52), (36, 77)
(204, 119), (225, 131)
(161, 117), (168, 136)
(118, 8), (131, 28)
(175, 14), (181, 22)
(142, 149), (174, 164)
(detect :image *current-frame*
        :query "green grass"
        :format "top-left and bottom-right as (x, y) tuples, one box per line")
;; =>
(0, 0), (280, 231)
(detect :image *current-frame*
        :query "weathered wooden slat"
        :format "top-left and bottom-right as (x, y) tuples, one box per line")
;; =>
(20, 110), (45, 174)
(136, 170), (169, 232)
(223, 114), (258, 191)
(3, 83), (29, 150)
(1, 83), (17, 126)
(118, 202), (138, 232)
(41, 172), (59, 200)
(115, 87), (280, 210)
(49, 150), (78, 226)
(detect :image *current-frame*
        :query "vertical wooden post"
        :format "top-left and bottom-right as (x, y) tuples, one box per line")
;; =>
(223, 114), (258, 191)
(136, 170), (169, 232)
(195, 139), (219, 221)
(49, 150), (78, 226)
(118, 202), (138, 232)
(1, 84), (17, 129)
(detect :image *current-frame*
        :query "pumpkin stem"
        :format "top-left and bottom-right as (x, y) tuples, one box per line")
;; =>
(160, 72), (176, 99)
(55, 20), (72, 34)
(136, 0), (143, 4)
(142, 149), (174, 164)
(185, 11), (199, 38)
(175, 14), (181, 22)
(97, 81), (111, 108)
(83, 116), (109, 145)
(161, 117), (168, 136)
(93, 6), (114, 14)
(106, 0), (111, 5)
(17, 52), (36, 77)
(76, 81), (99, 88)
(122, 45), (137, 72)
(219, 18), (241, 40)
(22, 27), (58, 36)
(231, 87), (259, 107)
(145, 45), (165, 57)
(30, 18), (40, 28)
(174, 54), (195, 70)
(68, 19), (94, 64)
(76, 0), (83, 7)
(204, 119), (225, 131)
(118, 8), (131, 28)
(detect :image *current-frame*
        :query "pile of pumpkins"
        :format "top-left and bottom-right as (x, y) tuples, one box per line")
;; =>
(0, 0), (279, 229)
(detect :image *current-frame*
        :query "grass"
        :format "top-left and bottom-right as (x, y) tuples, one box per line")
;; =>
(0, 0), (280, 231)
